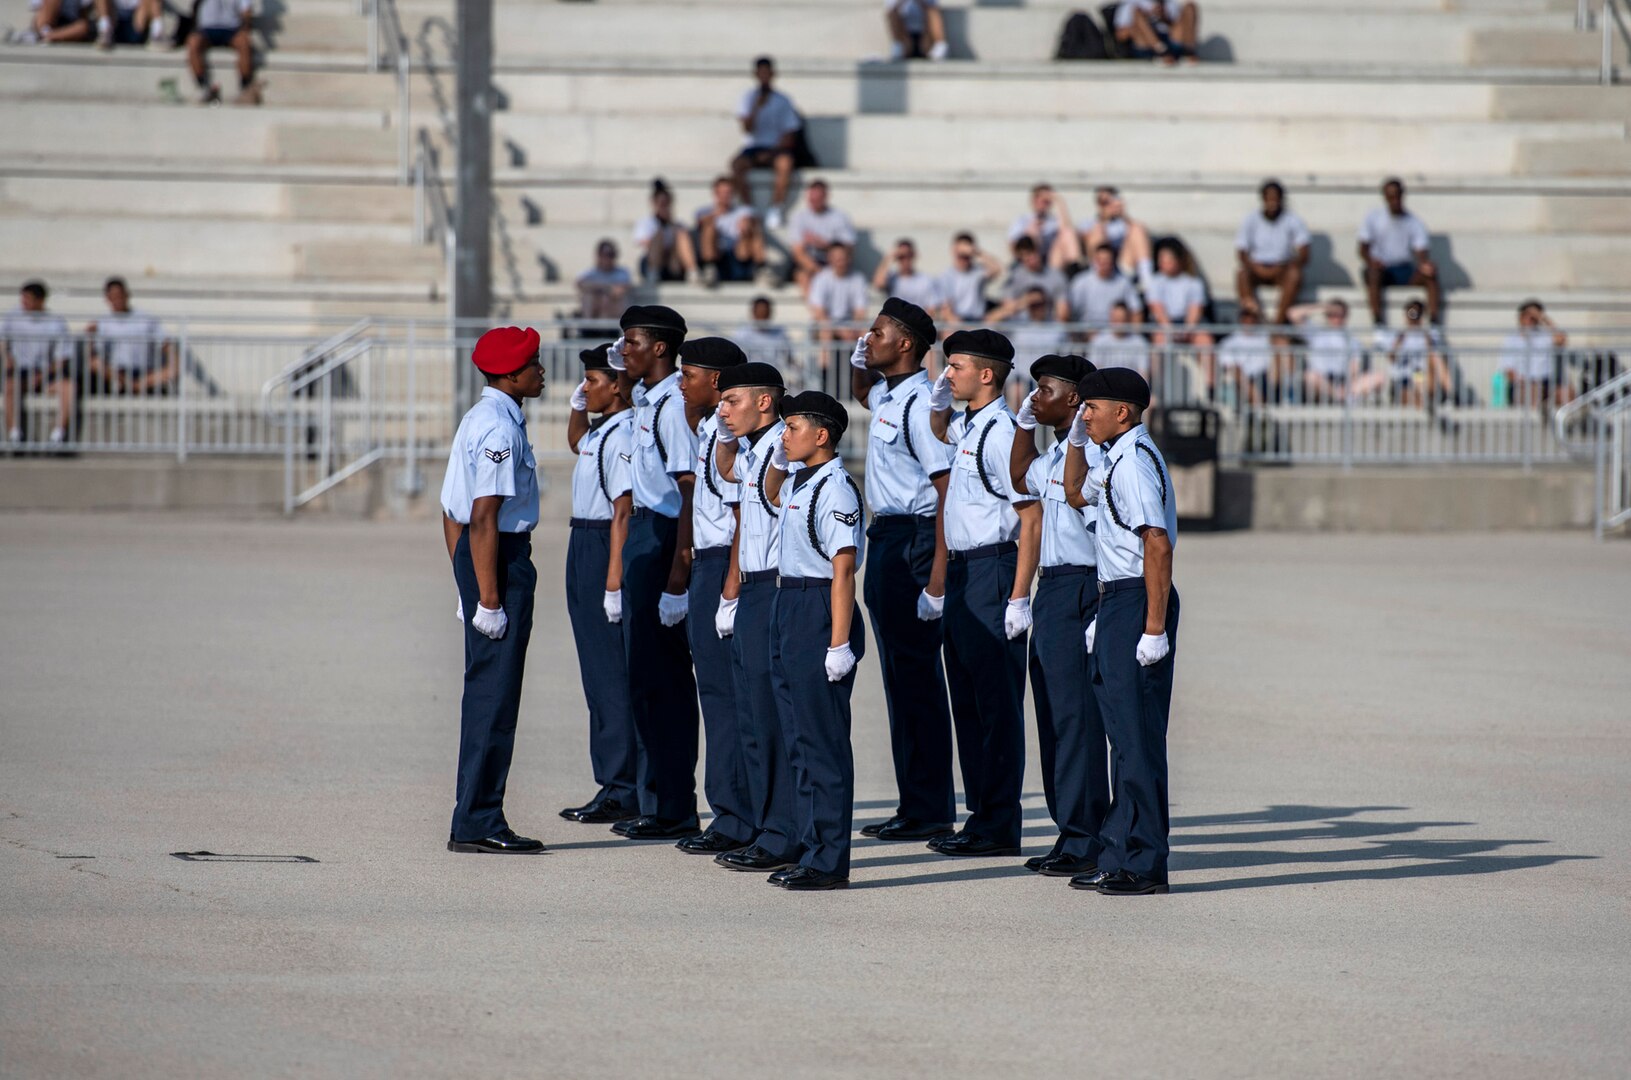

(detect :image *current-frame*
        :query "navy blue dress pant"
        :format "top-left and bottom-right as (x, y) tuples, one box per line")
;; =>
(688, 547), (756, 842)
(451, 529), (535, 843)
(863, 515), (956, 824)
(1031, 566), (1109, 862)
(942, 548), (1027, 847)
(564, 520), (639, 806)
(731, 574), (801, 860)
(621, 509), (700, 821)
(1090, 577), (1180, 882)
(771, 580), (866, 877)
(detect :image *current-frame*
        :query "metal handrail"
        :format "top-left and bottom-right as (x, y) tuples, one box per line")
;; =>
(1604, 0), (1630, 84)
(258, 318), (374, 418)
(1553, 367), (1631, 457)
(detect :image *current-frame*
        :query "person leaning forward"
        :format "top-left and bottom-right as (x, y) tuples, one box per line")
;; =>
(441, 326), (547, 854)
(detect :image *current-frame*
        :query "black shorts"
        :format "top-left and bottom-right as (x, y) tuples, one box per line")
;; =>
(734, 146), (791, 168)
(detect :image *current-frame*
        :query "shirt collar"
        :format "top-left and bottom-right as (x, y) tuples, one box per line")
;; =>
(1102, 422), (1147, 460)
(744, 420), (779, 451)
(480, 385), (525, 426)
(791, 454), (842, 493)
(644, 370), (680, 403)
(878, 369), (928, 401)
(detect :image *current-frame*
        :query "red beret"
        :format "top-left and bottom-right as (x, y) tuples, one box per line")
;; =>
(472, 326), (540, 375)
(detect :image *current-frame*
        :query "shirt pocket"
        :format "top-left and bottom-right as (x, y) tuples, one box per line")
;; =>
(871, 414), (902, 444)
(953, 446), (981, 474)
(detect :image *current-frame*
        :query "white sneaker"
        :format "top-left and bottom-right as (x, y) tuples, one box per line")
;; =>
(6, 27), (42, 44)
(48, 427), (66, 444)
(889, 41), (905, 62)
(766, 206), (784, 230)
(755, 264), (781, 290)
(6, 427), (20, 443)
(96, 18), (113, 50)
(147, 14), (171, 49)
(929, 40), (949, 61)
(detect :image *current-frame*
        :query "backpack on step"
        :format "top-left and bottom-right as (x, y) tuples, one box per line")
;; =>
(1056, 10), (1110, 60)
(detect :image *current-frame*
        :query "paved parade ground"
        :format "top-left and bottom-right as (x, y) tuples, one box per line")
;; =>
(2, 508), (1628, 1078)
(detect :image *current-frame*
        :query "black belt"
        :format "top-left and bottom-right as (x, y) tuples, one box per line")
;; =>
(569, 517), (612, 531)
(693, 545), (731, 560)
(1098, 576), (1145, 594)
(777, 576), (831, 590)
(869, 513), (933, 529)
(631, 507), (672, 520)
(740, 569), (778, 585)
(1040, 563), (1094, 579)
(948, 541), (1017, 562)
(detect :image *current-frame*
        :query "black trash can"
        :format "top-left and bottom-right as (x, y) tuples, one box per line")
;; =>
(1148, 406), (1220, 530)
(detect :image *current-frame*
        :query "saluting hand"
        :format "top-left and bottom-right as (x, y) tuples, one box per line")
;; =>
(849, 334), (869, 371)
(928, 370), (954, 412)
(607, 336), (627, 371)
(1136, 632), (1170, 667)
(1067, 403), (1090, 448)
(768, 439), (789, 471)
(1015, 389), (1039, 431)
(472, 603), (508, 640)
(570, 379), (589, 412)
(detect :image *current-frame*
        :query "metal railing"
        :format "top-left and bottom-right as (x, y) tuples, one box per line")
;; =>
(1579, 0), (1630, 82)
(1554, 368), (1631, 537)
(357, 0), (412, 180)
(413, 129), (458, 330)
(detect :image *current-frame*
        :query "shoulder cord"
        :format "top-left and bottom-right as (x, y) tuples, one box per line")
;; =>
(651, 393), (669, 461)
(806, 472), (864, 561)
(594, 425), (612, 503)
(701, 429), (721, 499)
(755, 440), (778, 518)
(901, 391), (919, 459)
(1104, 440), (1168, 532)
(973, 414), (1005, 500)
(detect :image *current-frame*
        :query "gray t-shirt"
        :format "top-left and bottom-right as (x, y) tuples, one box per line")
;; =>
(1004, 264), (1066, 304)
(1, 309), (72, 371)
(789, 206), (857, 262)
(883, 271), (941, 312)
(96, 310), (165, 373)
(1235, 210), (1311, 266)
(196, 0), (252, 30)
(1358, 208), (1430, 266)
(1145, 273), (1207, 322)
(808, 269), (870, 322)
(937, 266), (992, 320)
(1066, 269), (1143, 326)
(736, 87), (800, 151)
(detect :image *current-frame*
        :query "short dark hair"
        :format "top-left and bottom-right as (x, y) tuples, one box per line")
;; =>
(648, 326), (686, 356)
(1013, 236), (1038, 254)
(1518, 298), (1544, 314)
(751, 295), (773, 314)
(953, 231), (976, 246)
(1093, 243), (1116, 257)
(895, 238), (915, 253)
(1383, 176), (1405, 193)
(1260, 178), (1284, 198)
(104, 276), (128, 293)
(827, 240), (849, 253)
(883, 316), (931, 364)
(754, 56), (774, 69)
(1095, 185), (1119, 197)
(1110, 301), (1131, 314)
(1031, 183), (1053, 196)
(808, 178), (829, 191)
(20, 280), (47, 301)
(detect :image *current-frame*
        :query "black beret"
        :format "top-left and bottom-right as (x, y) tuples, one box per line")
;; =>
(619, 304), (687, 335)
(579, 342), (613, 370)
(781, 390), (849, 440)
(716, 361), (784, 393)
(880, 296), (936, 349)
(681, 336), (747, 370)
(1031, 353), (1094, 386)
(1077, 367), (1151, 411)
(943, 328), (1014, 365)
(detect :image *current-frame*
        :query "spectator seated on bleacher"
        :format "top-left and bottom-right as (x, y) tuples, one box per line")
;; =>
(1005, 286), (1068, 409)
(1289, 299), (1362, 404)
(1215, 302), (1275, 405)
(737, 295), (794, 372)
(188, 0), (259, 105)
(1360, 177), (1441, 327)
(1078, 186), (1154, 286)
(576, 239), (633, 323)
(732, 57), (802, 230)
(808, 242), (870, 365)
(1007, 183), (1072, 267)
(1088, 302), (1153, 381)
(634, 179), (699, 285)
(2, 281), (75, 445)
(1114, 0), (1201, 66)
(1145, 239), (1215, 382)
(86, 278), (176, 396)
(9, 0), (89, 44)
(1500, 299), (1572, 408)
(1065, 243), (1143, 331)
(788, 179), (857, 296)
(1354, 300), (1450, 407)
(696, 176), (767, 288)
(991, 236), (1066, 322)
(873, 238), (941, 313)
(106, 0), (166, 49)
(936, 231), (1002, 327)
(886, 0), (948, 61)
(1234, 179), (1311, 328)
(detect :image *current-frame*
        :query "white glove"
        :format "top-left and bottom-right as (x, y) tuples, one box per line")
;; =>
(455, 595), (464, 623)
(715, 596), (738, 638)
(603, 589), (622, 624)
(471, 603), (508, 640)
(1004, 596), (1032, 640)
(1084, 617), (1096, 654)
(825, 643), (857, 682)
(1068, 403), (1090, 448)
(658, 591), (689, 627)
(569, 379), (589, 412)
(849, 333), (869, 371)
(928, 370), (954, 412)
(768, 439), (789, 471)
(1136, 632), (1170, 667)
(607, 335), (627, 371)
(1016, 388), (1039, 431)
(916, 589), (944, 621)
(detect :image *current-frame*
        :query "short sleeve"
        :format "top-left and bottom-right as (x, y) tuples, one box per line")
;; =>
(660, 396), (698, 475)
(909, 398), (954, 477)
(1017, 456), (1046, 502)
(603, 423), (633, 499)
(1234, 214), (1253, 252)
(632, 217), (655, 245)
(1115, 450), (1168, 533)
(833, 212), (857, 246)
(471, 425), (521, 500)
(808, 273), (833, 316)
(735, 88), (754, 120)
(1291, 214), (1311, 248)
(1410, 216), (1430, 252)
(814, 475), (864, 559)
(1357, 210), (1377, 246)
(983, 419), (1022, 502)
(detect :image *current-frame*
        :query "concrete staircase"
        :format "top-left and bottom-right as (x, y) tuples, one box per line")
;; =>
(1, 0), (1627, 335)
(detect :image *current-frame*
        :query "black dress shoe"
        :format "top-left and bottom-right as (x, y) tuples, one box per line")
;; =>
(610, 815), (646, 835)
(620, 815), (702, 840)
(1024, 854), (1051, 873)
(1068, 869), (1114, 891)
(1036, 854), (1099, 878)
(716, 845), (796, 872)
(560, 795), (635, 824)
(874, 818), (956, 842)
(447, 828), (545, 854)
(675, 830), (750, 854)
(1095, 870), (1169, 895)
(928, 831), (1020, 857)
(860, 815), (903, 838)
(773, 866), (848, 891)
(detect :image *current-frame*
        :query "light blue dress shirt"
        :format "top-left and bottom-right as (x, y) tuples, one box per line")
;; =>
(726, 420), (786, 574)
(629, 371), (696, 518)
(1089, 423), (1178, 582)
(439, 386), (540, 533)
(1018, 438), (1100, 569)
(691, 412), (738, 551)
(864, 370), (953, 517)
(569, 410), (634, 521)
(776, 456), (866, 579)
(943, 399), (1021, 552)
